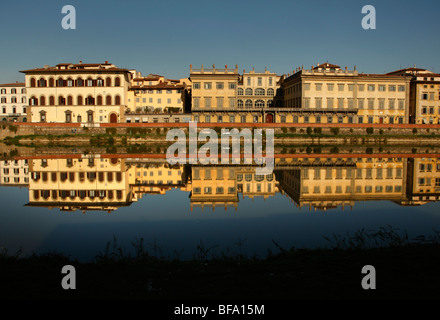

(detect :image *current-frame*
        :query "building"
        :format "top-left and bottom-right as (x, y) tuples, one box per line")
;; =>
(387, 67), (440, 124)
(0, 158), (29, 186)
(26, 156), (134, 212)
(0, 82), (27, 122)
(237, 68), (283, 123)
(125, 73), (191, 123)
(282, 63), (411, 124)
(405, 157), (440, 205)
(20, 61), (131, 124)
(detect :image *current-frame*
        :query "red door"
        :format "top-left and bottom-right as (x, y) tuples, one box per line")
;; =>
(265, 114), (274, 123)
(110, 113), (118, 123)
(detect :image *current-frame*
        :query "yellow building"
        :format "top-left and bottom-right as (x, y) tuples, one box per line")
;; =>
(126, 161), (187, 198)
(20, 61), (131, 124)
(0, 82), (27, 122)
(0, 158), (29, 186)
(406, 157), (440, 205)
(387, 67), (440, 124)
(282, 63), (411, 124)
(278, 157), (407, 210)
(26, 156), (133, 212)
(125, 73), (190, 123)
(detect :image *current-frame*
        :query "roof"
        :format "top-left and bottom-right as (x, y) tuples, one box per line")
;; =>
(0, 82), (25, 87)
(20, 62), (130, 74)
(130, 83), (185, 90)
(313, 62), (341, 69)
(386, 67), (428, 75)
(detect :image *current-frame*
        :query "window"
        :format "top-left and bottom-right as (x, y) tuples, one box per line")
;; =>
(245, 99), (252, 108)
(368, 99), (374, 109)
(255, 88), (265, 95)
(327, 98), (334, 108)
(348, 84), (354, 91)
(327, 83), (334, 91)
(398, 86), (405, 92)
(228, 83), (236, 89)
(216, 82), (224, 89)
(315, 83), (322, 91)
(217, 98), (223, 108)
(315, 98), (322, 108)
(193, 97), (200, 108)
(338, 98), (344, 109)
(257, 77), (262, 86)
(193, 82), (200, 89)
(229, 98), (235, 108)
(245, 88), (253, 95)
(367, 84), (375, 91)
(238, 88), (243, 95)
(304, 83), (310, 90)
(205, 98), (211, 108)
(204, 82), (212, 90)
(379, 85), (386, 92)
(255, 100), (264, 107)
(388, 85), (396, 92)
(267, 88), (274, 96)
(338, 84), (344, 91)
(358, 84), (365, 91)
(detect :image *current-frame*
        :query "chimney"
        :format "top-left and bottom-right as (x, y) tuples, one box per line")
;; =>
(105, 60), (108, 64)
(79, 60), (82, 64)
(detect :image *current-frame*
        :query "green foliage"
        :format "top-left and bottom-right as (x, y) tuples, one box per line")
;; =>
(366, 127), (374, 135)
(306, 127), (312, 135)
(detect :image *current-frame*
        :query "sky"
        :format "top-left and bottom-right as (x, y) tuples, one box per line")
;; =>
(0, 0), (439, 83)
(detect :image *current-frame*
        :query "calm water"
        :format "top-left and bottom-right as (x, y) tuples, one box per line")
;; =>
(1, 154), (440, 261)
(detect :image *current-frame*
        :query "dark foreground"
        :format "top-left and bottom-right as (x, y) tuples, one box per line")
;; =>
(1, 243), (439, 301)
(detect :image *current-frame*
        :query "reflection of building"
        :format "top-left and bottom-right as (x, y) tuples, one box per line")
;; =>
(406, 157), (440, 205)
(125, 72), (191, 123)
(20, 61), (131, 124)
(282, 63), (411, 124)
(0, 159), (29, 187)
(26, 156), (133, 212)
(0, 82), (27, 122)
(387, 68), (440, 124)
(190, 166), (278, 211)
(5, 155), (440, 212)
(126, 161), (187, 199)
(277, 157), (408, 211)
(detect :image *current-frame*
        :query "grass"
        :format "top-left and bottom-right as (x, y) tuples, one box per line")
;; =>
(1, 226), (440, 300)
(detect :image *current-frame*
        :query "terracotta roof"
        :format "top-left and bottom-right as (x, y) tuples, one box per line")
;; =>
(313, 63), (341, 69)
(130, 83), (184, 90)
(0, 82), (25, 87)
(386, 67), (428, 75)
(20, 62), (129, 73)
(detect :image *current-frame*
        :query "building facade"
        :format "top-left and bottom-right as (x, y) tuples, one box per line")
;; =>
(20, 61), (131, 124)
(282, 63), (411, 124)
(125, 73), (190, 123)
(387, 67), (440, 124)
(0, 82), (27, 122)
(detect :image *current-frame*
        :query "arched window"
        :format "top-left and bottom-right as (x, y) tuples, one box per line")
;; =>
(237, 88), (243, 95)
(115, 95), (121, 105)
(106, 95), (112, 105)
(97, 95), (103, 105)
(0, 89), (5, 94)
(67, 96), (73, 105)
(49, 96), (55, 105)
(86, 77), (93, 87)
(267, 100), (273, 107)
(30, 78), (36, 87)
(30, 96), (38, 106)
(238, 99), (244, 108)
(21, 88), (26, 94)
(106, 77), (112, 86)
(77, 95), (83, 105)
(255, 88), (265, 96)
(0, 97), (6, 103)
(245, 99), (252, 108)
(114, 77), (121, 86)
(48, 78), (54, 87)
(245, 88), (252, 95)
(21, 97), (26, 103)
(58, 96), (66, 105)
(255, 100), (265, 107)
(96, 78), (104, 87)
(85, 95), (95, 105)
(57, 78), (65, 87)
(267, 88), (274, 96)
(66, 78), (74, 87)
(38, 78), (46, 87)
(76, 77), (83, 87)
(40, 96), (46, 106)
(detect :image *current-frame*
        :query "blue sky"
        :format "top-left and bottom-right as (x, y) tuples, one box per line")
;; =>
(0, 0), (439, 83)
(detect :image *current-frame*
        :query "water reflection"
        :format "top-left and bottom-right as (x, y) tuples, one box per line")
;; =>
(8, 155), (438, 212)
(1, 153), (440, 261)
